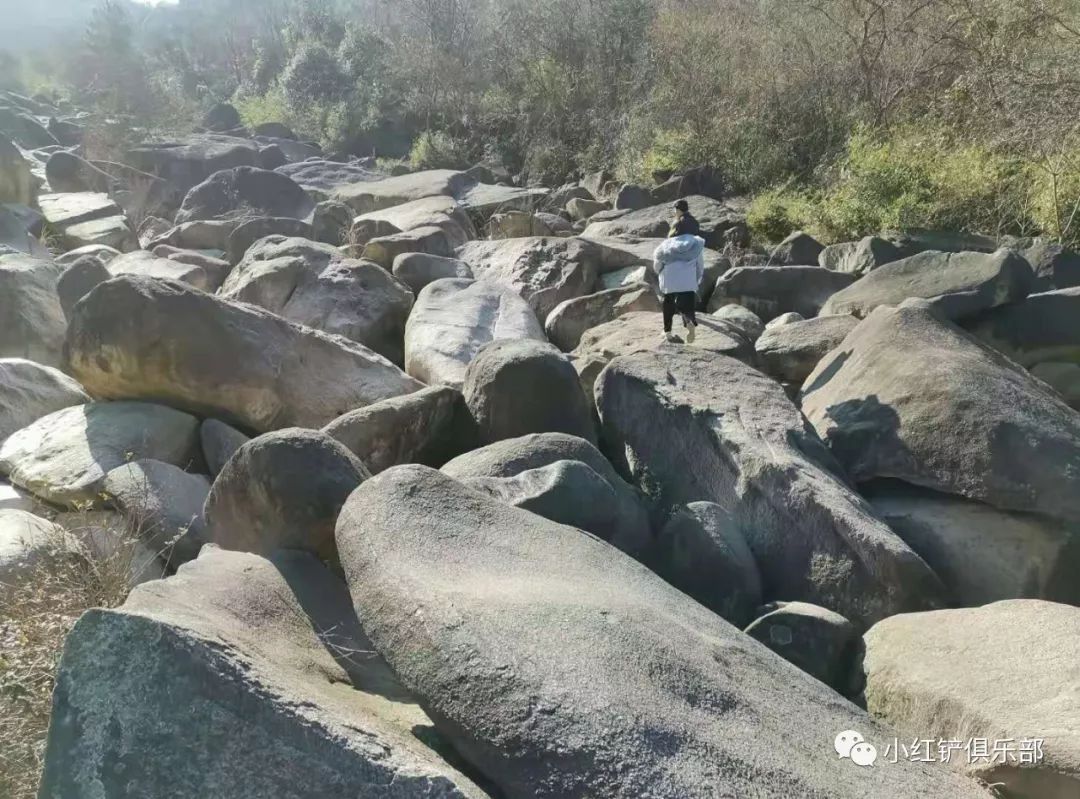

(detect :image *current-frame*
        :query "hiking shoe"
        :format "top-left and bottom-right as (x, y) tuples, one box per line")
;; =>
(686, 324), (696, 344)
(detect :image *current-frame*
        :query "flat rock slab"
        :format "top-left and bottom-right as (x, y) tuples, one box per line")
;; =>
(596, 349), (945, 625)
(65, 275), (423, 432)
(334, 169), (474, 214)
(106, 250), (213, 291)
(801, 301), (1080, 523)
(335, 465), (990, 799)
(708, 266), (855, 321)
(862, 599), (1080, 799)
(37, 192), (120, 227)
(821, 249), (1033, 320)
(0, 401), (201, 508)
(38, 546), (487, 798)
(275, 159), (383, 199)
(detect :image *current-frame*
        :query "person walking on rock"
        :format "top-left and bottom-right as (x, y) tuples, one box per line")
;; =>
(669, 198), (700, 237)
(653, 222), (705, 343)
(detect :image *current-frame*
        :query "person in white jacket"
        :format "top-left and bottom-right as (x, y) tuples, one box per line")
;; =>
(653, 233), (705, 343)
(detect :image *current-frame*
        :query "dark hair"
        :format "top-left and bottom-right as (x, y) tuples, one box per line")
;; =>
(674, 199), (689, 212)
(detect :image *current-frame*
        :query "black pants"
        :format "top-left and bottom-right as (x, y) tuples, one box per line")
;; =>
(662, 292), (697, 332)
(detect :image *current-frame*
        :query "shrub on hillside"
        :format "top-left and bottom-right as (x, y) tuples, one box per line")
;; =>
(409, 130), (471, 171)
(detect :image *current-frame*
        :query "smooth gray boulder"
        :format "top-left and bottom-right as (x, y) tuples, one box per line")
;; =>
(582, 195), (747, 248)
(456, 237), (601, 322)
(801, 301), (1080, 522)
(335, 465), (990, 799)
(0, 402), (201, 508)
(362, 224), (463, 271)
(463, 339), (596, 445)
(323, 385), (471, 474)
(544, 284), (661, 352)
(175, 166), (314, 224)
(0, 358), (89, 443)
(0, 509), (81, 588)
(0, 253), (65, 366)
(745, 601), (859, 694)
(821, 249), (1033, 320)
(65, 276), (422, 432)
(966, 286), (1080, 368)
(126, 134), (259, 199)
(199, 419), (250, 478)
(276, 159), (380, 199)
(38, 546), (487, 798)
(333, 169), (474, 214)
(220, 236), (414, 364)
(204, 429), (369, 560)
(864, 480), (1080, 606)
(106, 250), (214, 291)
(463, 459), (651, 555)
(650, 501), (762, 626)
(392, 252), (472, 294)
(708, 266), (855, 321)
(442, 432), (624, 486)
(711, 303), (765, 342)
(225, 216), (313, 264)
(57, 255), (111, 319)
(405, 278), (546, 389)
(862, 600), (1080, 799)
(596, 349), (945, 625)
(819, 236), (901, 275)
(755, 314), (860, 384)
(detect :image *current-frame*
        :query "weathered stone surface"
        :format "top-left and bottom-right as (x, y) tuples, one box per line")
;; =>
(221, 237), (414, 364)
(0, 203), (47, 256)
(38, 546), (487, 798)
(770, 231), (824, 266)
(1033, 361), (1080, 409)
(61, 213), (136, 252)
(156, 247), (232, 288)
(766, 311), (805, 328)
(353, 194), (474, 238)
(819, 236), (901, 276)
(392, 252), (472, 294)
(102, 459), (211, 565)
(65, 276), (423, 432)
(105, 250), (213, 291)
(199, 419), (250, 478)
(583, 195), (747, 248)
(225, 216), (313, 264)
(463, 459), (651, 554)
(596, 349), (945, 625)
(334, 169), (473, 214)
(485, 210), (553, 239)
(463, 339), (596, 445)
(336, 465), (990, 799)
(0, 253), (66, 366)
(545, 284), (661, 351)
(864, 479), (1080, 606)
(614, 183), (654, 211)
(566, 196), (607, 221)
(966, 286), (1080, 368)
(458, 182), (548, 218)
(745, 601), (859, 693)
(755, 314), (859, 384)
(0, 134), (34, 205)
(1019, 239), (1080, 291)
(54, 244), (120, 266)
(205, 429), (369, 560)
(0, 509), (81, 588)
(862, 600), (1080, 799)
(0, 402), (200, 508)
(0, 480), (36, 512)
(649, 501), (762, 626)
(147, 219), (234, 252)
(570, 311), (752, 404)
(176, 166), (316, 225)
(821, 249), (1033, 320)
(801, 302), (1080, 522)
(57, 255), (110, 319)
(405, 278), (545, 389)
(276, 158), (381, 199)
(323, 385), (470, 474)
(363, 224), (459, 270)
(707, 266), (855, 321)
(311, 199), (352, 246)
(45, 150), (112, 193)
(37, 191), (135, 252)
(442, 432), (621, 485)
(883, 228), (999, 257)
(455, 237), (600, 322)
(0, 358), (88, 443)
(126, 134), (259, 199)
(712, 303), (765, 343)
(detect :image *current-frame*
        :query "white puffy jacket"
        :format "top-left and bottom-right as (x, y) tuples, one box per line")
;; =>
(653, 235), (706, 295)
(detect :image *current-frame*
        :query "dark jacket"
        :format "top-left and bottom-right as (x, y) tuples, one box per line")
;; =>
(671, 212), (701, 238)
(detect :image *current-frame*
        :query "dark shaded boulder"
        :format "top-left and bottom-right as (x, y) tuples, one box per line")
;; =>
(225, 216), (313, 264)
(392, 252), (472, 294)
(966, 286), (1080, 368)
(613, 183), (654, 211)
(38, 547), (487, 798)
(45, 151), (113, 193)
(323, 385), (471, 474)
(57, 255), (110, 319)
(707, 266), (855, 321)
(176, 166), (316, 225)
(819, 236), (901, 276)
(0, 253), (65, 366)
(200, 418), (250, 478)
(770, 230), (824, 266)
(1019, 239), (1080, 291)
(126, 134), (259, 200)
(65, 276), (423, 432)
(745, 601), (860, 694)
(649, 501), (762, 626)
(463, 339), (596, 445)
(801, 301), (1080, 523)
(204, 428), (370, 560)
(202, 102), (243, 133)
(335, 465), (991, 799)
(596, 349), (945, 626)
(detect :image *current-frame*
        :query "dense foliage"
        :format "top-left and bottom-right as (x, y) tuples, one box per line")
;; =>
(7, 0), (1080, 243)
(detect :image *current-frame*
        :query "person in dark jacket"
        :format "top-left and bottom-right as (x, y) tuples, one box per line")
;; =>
(669, 199), (700, 237)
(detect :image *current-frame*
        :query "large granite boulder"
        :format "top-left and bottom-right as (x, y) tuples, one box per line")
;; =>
(707, 266), (855, 321)
(821, 249), (1033, 320)
(596, 349), (945, 625)
(38, 547), (487, 798)
(404, 278), (545, 388)
(56, 255), (111, 319)
(0, 401), (201, 508)
(225, 216), (313, 264)
(175, 166), (315, 224)
(44, 150), (113, 193)
(755, 314), (860, 384)
(220, 236), (414, 364)
(582, 195), (747, 249)
(204, 429), (369, 560)
(545, 284), (661, 351)
(199, 418), (250, 478)
(333, 169), (473, 213)
(862, 600), (1080, 799)
(769, 231), (824, 266)
(463, 339), (596, 445)
(1018, 239), (1080, 291)
(819, 236), (901, 276)
(125, 134), (259, 200)
(0, 358), (89, 443)
(965, 286), (1080, 368)
(335, 465), (990, 799)
(105, 250), (217, 291)
(455, 237), (601, 322)
(322, 385), (471, 474)
(353, 194), (475, 239)
(65, 276), (423, 432)
(745, 601), (860, 694)
(0, 509), (82, 588)
(37, 191), (135, 252)
(801, 301), (1080, 523)
(275, 159), (381, 200)
(392, 252), (473, 294)
(0, 254), (66, 367)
